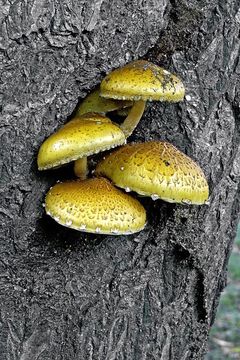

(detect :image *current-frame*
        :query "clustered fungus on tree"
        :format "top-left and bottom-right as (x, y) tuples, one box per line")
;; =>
(37, 60), (209, 235)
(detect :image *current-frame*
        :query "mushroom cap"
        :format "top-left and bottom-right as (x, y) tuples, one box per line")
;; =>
(77, 88), (132, 115)
(100, 60), (185, 102)
(95, 141), (209, 205)
(45, 177), (146, 235)
(37, 113), (126, 170)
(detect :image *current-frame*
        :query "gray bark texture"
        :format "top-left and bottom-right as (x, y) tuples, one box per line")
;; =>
(0, 0), (240, 359)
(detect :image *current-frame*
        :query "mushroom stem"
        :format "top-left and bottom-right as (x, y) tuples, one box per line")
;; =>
(120, 100), (146, 138)
(74, 157), (88, 180)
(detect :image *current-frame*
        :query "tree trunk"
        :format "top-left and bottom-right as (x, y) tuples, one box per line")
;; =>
(0, 0), (239, 359)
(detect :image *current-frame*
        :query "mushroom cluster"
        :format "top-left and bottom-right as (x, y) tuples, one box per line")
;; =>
(38, 60), (209, 235)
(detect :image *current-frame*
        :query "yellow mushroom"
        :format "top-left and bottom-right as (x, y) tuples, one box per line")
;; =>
(74, 89), (131, 177)
(100, 60), (185, 137)
(45, 177), (146, 235)
(95, 141), (209, 205)
(76, 88), (132, 116)
(37, 112), (126, 178)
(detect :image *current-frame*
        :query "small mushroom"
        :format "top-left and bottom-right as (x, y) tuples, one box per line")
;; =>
(100, 60), (185, 137)
(74, 90), (131, 178)
(76, 88), (132, 116)
(37, 112), (126, 178)
(45, 177), (146, 235)
(95, 141), (209, 205)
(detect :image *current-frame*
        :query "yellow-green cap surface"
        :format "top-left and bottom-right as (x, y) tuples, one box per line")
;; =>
(45, 178), (146, 235)
(100, 60), (185, 102)
(77, 88), (132, 115)
(96, 141), (209, 205)
(37, 113), (126, 170)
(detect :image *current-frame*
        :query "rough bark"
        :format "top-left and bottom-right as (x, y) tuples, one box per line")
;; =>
(0, 0), (239, 359)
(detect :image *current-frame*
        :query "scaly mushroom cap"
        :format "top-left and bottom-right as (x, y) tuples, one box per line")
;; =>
(96, 141), (209, 205)
(45, 178), (146, 235)
(37, 113), (126, 170)
(77, 88), (132, 115)
(100, 60), (185, 102)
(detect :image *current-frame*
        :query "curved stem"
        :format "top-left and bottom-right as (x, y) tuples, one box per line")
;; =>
(74, 157), (88, 180)
(120, 100), (146, 138)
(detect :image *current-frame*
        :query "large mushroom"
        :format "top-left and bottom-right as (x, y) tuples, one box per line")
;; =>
(37, 112), (126, 179)
(45, 177), (146, 235)
(100, 60), (185, 137)
(95, 141), (209, 205)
